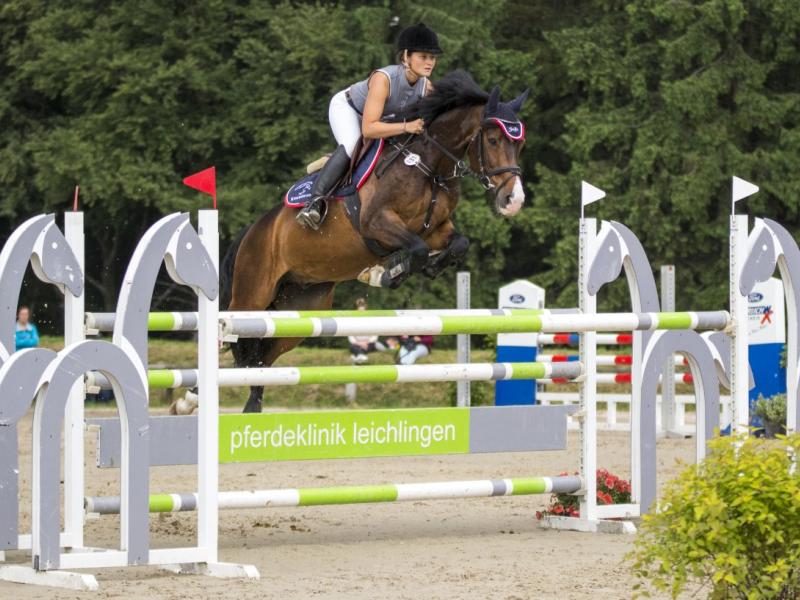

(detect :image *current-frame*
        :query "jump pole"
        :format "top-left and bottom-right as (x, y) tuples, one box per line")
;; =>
(85, 476), (584, 515)
(87, 362), (583, 390)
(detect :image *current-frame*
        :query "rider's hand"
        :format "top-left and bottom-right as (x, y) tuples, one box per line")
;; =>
(404, 118), (425, 135)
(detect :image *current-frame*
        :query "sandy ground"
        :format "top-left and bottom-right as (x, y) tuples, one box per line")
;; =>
(0, 410), (697, 600)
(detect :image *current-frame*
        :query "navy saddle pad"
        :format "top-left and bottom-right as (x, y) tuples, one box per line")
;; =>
(284, 139), (384, 208)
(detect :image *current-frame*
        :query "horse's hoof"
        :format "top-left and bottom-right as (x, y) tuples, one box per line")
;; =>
(243, 401), (263, 413)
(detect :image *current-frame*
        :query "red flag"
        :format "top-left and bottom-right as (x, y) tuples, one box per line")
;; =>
(183, 166), (217, 209)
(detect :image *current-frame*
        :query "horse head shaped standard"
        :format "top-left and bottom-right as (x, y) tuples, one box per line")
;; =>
(31, 220), (84, 298)
(587, 221), (626, 297)
(165, 218), (219, 301)
(740, 217), (800, 433)
(0, 214), (84, 363)
(587, 221), (660, 314)
(477, 86), (530, 217)
(113, 212), (218, 369)
(739, 220), (777, 297)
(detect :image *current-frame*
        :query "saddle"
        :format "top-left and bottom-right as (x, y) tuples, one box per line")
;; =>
(284, 139), (384, 208)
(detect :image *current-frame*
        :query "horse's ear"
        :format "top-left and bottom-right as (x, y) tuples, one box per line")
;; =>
(508, 88), (530, 115)
(486, 86), (501, 114)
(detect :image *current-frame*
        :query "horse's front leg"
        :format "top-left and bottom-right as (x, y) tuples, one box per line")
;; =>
(361, 209), (430, 288)
(422, 219), (470, 279)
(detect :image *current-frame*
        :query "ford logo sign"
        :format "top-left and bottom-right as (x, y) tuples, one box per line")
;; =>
(748, 292), (763, 303)
(509, 294), (525, 304)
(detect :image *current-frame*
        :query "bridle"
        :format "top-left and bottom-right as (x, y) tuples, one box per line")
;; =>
(426, 121), (523, 197)
(377, 120), (523, 231)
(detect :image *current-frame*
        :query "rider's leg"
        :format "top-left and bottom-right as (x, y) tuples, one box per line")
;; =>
(295, 144), (350, 229)
(297, 91), (361, 229)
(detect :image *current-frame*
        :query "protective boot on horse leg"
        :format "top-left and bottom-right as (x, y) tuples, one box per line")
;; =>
(377, 238), (430, 288)
(296, 144), (351, 230)
(423, 232), (469, 279)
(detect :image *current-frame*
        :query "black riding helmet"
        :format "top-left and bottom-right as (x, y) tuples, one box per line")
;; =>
(397, 22), (443, 55)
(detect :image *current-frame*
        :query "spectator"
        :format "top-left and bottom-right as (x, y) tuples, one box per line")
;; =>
(15, 305), (40, 350)
(387, 335), (434, 365)
(348, 297), (386, 363)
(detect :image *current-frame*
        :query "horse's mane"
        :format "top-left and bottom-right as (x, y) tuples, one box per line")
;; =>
(403, 69), (488, 123)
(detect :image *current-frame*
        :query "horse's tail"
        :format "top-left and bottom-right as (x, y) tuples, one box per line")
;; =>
(219, 225), (250, 311)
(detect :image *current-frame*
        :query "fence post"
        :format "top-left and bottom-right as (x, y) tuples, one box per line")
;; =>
(456, 271), (471, 407)
(660, 265), (677, 435)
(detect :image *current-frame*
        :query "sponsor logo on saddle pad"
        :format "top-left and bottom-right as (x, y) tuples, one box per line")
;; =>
(284, 139), (385, 208)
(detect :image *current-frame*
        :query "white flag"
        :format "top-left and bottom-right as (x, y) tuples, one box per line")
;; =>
(581, 181), (606, 207)
(732, 176), (759, 203)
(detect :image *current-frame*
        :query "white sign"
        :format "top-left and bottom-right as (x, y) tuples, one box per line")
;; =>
(498, 280), (544, 347)
(748, 277), (785, 344)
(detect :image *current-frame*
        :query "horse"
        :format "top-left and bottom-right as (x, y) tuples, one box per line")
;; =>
(222, 70), (530, 413)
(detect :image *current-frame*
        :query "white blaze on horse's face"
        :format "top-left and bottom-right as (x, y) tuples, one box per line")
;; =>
(498, 176), (525, 216)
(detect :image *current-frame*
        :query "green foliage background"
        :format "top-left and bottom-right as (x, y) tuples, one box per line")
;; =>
(1, 0), (798, 335)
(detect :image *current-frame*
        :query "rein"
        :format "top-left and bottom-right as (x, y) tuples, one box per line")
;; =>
(376, 122), (522, 232)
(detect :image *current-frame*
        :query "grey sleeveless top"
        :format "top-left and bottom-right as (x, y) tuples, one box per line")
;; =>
(346, 64), (427, 119)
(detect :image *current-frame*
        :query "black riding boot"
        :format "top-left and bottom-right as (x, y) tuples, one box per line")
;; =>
(296, 145), (351, 230)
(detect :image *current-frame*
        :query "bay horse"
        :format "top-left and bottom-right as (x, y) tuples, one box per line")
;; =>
(223, 70), (529, 412)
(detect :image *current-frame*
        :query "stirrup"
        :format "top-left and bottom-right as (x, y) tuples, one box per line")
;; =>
(296, 199), (324, 230)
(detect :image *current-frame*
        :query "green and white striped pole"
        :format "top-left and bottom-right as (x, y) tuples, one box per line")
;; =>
(220, 311), (731, 340)
(85, 475), (582, 515)
(84, 308), (551, 334)
(86, 361), (583, 390)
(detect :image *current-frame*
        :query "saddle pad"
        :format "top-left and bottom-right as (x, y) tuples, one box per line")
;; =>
(284, 139), (384, 208)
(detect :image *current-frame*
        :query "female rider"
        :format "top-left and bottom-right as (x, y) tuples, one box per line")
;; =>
(296, 22), (442, 229)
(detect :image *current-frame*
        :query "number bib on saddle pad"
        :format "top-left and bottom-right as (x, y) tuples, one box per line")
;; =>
(284, 140), (385, 208)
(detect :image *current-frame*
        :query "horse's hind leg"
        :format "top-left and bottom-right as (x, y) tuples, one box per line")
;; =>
(239, 281), (336, 413)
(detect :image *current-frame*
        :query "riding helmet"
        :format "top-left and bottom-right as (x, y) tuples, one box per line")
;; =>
(397, 23), (443, 55)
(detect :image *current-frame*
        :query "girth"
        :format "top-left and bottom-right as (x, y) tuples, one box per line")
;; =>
(342, 193), (394, 258)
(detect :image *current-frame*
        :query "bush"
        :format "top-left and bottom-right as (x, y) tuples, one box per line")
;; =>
(629, 433), (800, 599)
(755, 394), (788, 437)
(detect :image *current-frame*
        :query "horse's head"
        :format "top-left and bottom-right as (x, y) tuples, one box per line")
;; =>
(740, 219), (777, 296)
(165, 218), (219, 301)
(30, 219), (84, 297)
(469, 85), (529, 217)
(587, 221), (625, 296)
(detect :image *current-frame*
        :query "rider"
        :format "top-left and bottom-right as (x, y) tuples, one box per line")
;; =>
(296, 22), (443, 230)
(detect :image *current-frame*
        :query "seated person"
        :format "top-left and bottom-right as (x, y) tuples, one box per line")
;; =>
(387, 334), (434, 365)
(348, 298), (386, 362)
(15, 305), (39, 350)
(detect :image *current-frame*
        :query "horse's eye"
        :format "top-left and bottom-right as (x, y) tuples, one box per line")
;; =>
(488, 137), (499, 146)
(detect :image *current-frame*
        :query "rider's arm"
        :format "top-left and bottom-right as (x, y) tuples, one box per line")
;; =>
(361, 72), (417, 139)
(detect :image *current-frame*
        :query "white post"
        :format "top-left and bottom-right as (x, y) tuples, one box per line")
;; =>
(731, 214), (750, 434)
(197, 210), (219, 563)
(63, 212), (85, 550)
(456, 271), (471, 407)
(660, 265), (677, 435)
(579, 217), (598, 523)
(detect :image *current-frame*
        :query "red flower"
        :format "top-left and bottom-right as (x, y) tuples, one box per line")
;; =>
(554, 504), (564, 514)
(535, 511), (542, 520)
(604, 477), (615, 489)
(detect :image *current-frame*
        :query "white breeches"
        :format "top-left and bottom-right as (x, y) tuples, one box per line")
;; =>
(329, 90), (362, 157)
